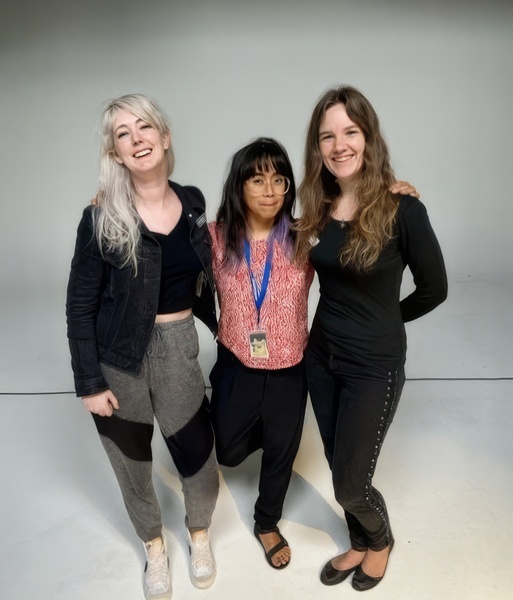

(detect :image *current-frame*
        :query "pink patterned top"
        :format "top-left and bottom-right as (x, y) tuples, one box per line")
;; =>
(209, 222), (314, 370)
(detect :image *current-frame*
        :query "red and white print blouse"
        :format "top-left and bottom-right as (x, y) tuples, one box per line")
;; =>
(209, 222), (314, 370)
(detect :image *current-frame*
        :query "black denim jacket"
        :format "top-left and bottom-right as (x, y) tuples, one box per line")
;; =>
(66, 181), (217, 397)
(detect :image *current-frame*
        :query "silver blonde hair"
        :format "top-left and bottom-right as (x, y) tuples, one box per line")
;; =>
(94, 93), (175, 272)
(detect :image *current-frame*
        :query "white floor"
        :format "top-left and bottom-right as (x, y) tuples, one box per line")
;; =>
(1, 279), (512, 599)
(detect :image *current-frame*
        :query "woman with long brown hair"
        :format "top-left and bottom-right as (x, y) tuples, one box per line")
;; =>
(295, 86), (447, 591)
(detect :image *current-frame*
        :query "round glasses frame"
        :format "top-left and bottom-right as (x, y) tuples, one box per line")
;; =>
(244, 176), (291, 196)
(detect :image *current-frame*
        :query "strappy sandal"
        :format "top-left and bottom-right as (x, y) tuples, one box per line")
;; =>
(253, 523), (290, 570)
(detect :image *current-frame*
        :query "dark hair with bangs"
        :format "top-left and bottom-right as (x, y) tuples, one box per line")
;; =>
(215, 137), (297, 266)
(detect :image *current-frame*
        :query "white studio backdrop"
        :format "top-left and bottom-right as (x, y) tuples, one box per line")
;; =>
(1, 0), (512, 393)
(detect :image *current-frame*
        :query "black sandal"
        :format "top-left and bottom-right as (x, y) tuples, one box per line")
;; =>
(253, 524), (290, 570)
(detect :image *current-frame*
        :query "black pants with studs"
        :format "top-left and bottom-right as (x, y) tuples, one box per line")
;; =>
(306, 337), (405, 551)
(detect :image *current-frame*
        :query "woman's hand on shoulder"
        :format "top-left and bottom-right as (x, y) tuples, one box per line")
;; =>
(389, 180), (420, 199)
(82, 390), (120, 417)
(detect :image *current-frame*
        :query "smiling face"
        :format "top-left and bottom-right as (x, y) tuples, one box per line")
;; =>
(112, 108), (170, 178)
(242, 168), (287, 232)
(318, 103), (366, 187)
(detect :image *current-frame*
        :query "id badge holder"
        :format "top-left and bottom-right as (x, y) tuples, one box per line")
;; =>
(248, 330), (269, 359)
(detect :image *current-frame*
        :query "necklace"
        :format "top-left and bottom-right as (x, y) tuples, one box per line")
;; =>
(334, 217), (349, 230)
(332, 194), (356, 228)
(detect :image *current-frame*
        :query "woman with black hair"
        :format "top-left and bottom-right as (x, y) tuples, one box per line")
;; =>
(208, 138), (314, 569)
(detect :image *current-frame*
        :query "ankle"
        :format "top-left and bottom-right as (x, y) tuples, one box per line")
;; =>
(188, 528), (208, 543)
(144, 536), (165, 559)
(333, 548), (366, 569)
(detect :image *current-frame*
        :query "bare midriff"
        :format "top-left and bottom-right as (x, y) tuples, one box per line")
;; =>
(155, 308), (192, 323)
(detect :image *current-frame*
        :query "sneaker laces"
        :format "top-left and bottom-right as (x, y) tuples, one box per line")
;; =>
(188, 530), (216, 586)
(144, 540), (170, 595)
(190, 541), (213, 575)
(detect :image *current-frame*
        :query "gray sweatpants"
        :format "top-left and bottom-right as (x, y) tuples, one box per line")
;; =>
(94, 315), (219, 542)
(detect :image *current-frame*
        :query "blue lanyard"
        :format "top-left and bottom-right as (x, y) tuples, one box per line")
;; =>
(243, 238), (273, 323)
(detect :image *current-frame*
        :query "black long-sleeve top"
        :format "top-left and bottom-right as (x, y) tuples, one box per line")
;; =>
(309, 196), (447, 374)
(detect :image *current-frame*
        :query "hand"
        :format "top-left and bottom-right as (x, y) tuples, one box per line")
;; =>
(389, 180), (420, 199)
(82, 390), (120, 417)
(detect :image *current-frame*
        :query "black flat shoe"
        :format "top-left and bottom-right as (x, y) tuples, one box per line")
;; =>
(351, 540), (394, 592)
(320, 559), (358, 586)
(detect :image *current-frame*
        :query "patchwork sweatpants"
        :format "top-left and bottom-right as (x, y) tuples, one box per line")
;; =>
(92, 316), (219, 542)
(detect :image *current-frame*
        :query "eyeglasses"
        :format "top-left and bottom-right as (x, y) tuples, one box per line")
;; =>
(245, 175), (291, 196)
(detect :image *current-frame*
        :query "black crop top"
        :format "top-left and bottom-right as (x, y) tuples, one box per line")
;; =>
(152, 209), (203, 314)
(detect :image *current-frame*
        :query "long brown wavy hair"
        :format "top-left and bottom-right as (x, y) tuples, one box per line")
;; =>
(295, 86), (399, 274)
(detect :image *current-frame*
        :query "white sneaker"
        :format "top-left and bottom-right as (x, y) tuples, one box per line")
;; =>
(186, 528), (216, 589)
(143, 536), (171, 598)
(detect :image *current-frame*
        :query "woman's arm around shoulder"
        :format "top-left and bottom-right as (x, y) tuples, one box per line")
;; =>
(390, 180), (420, 198)
(207, 220), (225, 264)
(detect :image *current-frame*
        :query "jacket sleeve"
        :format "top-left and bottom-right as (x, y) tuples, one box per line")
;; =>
(398, 198), (448, 323)
(66, 207), (109, 397)
(183, 185), (218, 336)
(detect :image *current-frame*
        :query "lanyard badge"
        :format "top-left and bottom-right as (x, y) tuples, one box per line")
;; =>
(243, 238), (273, 359)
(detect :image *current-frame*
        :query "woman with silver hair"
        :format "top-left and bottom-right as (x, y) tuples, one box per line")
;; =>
(66, 94), (219, 597)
